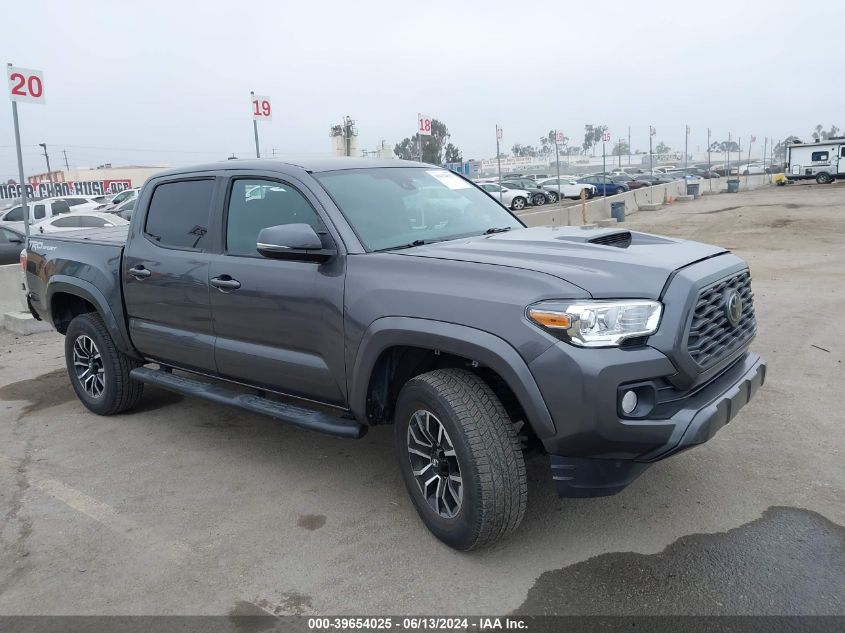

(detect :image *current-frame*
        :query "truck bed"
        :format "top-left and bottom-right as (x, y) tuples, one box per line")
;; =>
(32, 225), (129, 246)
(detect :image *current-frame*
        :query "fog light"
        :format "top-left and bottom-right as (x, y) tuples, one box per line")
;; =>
(621, 390), (638, 414)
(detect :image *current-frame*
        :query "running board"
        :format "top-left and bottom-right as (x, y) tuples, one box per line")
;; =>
(129, 367), (367, 439)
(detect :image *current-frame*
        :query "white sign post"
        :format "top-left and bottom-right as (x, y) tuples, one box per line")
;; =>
(417, 114), (431, 162)
(8, 64), (46, 240)
(250, 92), (272, 158)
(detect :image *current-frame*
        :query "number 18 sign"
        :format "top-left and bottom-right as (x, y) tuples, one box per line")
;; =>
(251, 94), (272, 120)
(8, 65), (45, 104)
(418, 114), (432, 136)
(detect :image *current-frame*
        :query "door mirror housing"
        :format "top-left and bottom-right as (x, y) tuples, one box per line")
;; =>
(256, 223), (335, 262)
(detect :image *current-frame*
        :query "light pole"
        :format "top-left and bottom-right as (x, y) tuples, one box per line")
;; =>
(38, 142), (54, 192)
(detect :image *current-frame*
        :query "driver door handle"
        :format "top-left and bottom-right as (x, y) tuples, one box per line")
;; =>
(128, 265), (151, 279)
(210, 275), (241, 291)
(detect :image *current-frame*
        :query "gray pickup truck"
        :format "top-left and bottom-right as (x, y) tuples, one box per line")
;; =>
(24, 159), (766, 550)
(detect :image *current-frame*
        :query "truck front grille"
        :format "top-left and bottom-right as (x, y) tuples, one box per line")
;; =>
(687, 270), (756, 367)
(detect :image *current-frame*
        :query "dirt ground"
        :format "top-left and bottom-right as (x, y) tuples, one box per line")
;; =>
(0, 181), (843, 616)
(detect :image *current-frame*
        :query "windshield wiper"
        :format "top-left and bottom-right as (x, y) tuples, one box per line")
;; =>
(483, 227), (513, 235)
(375, 239), (430, 252)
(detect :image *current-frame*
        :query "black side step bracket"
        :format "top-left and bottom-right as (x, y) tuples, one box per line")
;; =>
(129, 367), (367, 439)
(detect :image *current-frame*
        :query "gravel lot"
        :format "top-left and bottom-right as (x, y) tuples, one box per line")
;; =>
(0, 182), (843, 616)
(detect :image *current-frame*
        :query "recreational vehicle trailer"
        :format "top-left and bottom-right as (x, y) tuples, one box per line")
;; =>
(786, 138), (845, 183)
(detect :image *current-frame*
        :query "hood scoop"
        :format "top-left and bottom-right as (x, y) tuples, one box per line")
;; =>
(588, 230), (632, 248)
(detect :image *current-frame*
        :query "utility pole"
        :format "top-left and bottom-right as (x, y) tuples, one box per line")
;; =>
(62, 149), (70, 171)
(707, 128), (712, 192)
(495, 125), (503, 204)
(38, 142), (53, 190)
(683, 125), (689, 180)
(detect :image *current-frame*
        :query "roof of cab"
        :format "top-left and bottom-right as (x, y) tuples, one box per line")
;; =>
(152, 157), (430, 179)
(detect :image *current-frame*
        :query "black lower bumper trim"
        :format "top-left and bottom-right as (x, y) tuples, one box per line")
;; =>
(550, 456), (650, 498)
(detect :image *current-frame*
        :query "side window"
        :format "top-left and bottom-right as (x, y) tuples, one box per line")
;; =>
(225, 179), (325, 257)
(51, 200), (71, 215)
(145, 179), (214, 250)
(811, 151), (829, 162)
(3, 207), (23, 222)
(79, 216), (108, 227)
(840, 147), (845, 158)
(52, 216), (80, 228)
(33, 204), (46, 220)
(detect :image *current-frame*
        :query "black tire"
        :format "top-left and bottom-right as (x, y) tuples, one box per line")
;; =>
(511, 196), (527, 211)
(546, 191), (559, 202)
(65, 312), (144, 416)
(816, 172), (832, 184)
(532, 193), (546, 206)
(394, 369), (527, 550)
(615, 186), (625, 195)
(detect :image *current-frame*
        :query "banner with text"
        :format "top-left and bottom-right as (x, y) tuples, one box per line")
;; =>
(1, 180), (132, 200)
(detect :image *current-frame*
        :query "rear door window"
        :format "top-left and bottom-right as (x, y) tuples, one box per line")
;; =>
(145, 179), (214, 250)
(33, 204), (46, 220)
(51, 200), (71, 215)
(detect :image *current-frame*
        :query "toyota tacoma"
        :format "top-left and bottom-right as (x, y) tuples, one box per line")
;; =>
(23, 159), (766, 550)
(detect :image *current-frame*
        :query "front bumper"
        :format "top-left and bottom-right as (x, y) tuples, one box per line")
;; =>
(537, 350), (766, 498)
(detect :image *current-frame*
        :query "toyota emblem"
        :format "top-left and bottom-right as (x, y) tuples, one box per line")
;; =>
(725, 290), (743, 327)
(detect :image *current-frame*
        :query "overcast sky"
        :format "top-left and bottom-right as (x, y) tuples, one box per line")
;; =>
(3, 0), (844, 178)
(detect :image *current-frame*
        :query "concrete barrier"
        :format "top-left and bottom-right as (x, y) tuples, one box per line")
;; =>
(0, 263), (52, 335)
(519, 175), (774, 228)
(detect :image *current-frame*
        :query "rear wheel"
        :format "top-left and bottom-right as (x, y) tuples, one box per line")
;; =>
(394, 369), (527, 550)
(546, 191), (559, 203)
(532, 193), (546, 206)
(65, 313), (144, 416)
(511, 196), (527, 211)
(615, 186), (625, 195)
(816, 172), (833, 184)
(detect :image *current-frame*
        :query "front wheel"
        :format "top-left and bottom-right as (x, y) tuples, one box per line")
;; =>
(65, 312), (144, 415)
(511, 196), (527, 210)
(532, 193), (546, 206)
(394, 369), (527, 550)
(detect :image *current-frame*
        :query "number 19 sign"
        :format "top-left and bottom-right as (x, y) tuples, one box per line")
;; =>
(251, 94), (272, 120)
(8, 65), (45, 104)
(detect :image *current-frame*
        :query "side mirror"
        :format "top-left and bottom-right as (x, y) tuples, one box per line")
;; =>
(256, 223), (335, 263)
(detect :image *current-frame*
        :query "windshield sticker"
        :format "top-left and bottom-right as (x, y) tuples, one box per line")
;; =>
(427, 170), (471, 190)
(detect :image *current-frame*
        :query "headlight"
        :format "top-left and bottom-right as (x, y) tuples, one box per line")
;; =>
(527, 300), (662, 347)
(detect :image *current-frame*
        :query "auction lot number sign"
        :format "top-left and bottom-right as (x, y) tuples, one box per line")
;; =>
(251, 95), (272, 120)
(8, 66), (45, 103)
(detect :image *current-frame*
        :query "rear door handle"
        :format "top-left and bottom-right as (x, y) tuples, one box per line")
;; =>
(128, 265), (151, 279)
(210, 275), (241, 291)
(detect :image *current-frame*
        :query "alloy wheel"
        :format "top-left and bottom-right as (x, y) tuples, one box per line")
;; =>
(72, 334), (106, 398)
(406, 410), (463, 519)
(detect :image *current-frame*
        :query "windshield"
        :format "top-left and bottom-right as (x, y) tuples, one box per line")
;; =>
(314, 167), (523, 251)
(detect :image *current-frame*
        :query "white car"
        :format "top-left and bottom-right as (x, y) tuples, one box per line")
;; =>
(0, 198), (72, 230)
(478, 183), (532, 210)
(58, 195), (107, 212)
(736, 163), (767, 175)
(536, 177), (596, 201)
(31, 211), (129, 234)
(97, 187), (139, 211)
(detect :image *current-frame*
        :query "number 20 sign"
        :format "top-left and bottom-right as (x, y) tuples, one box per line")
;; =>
(251, 94), (272, 121)
(8, 66), (45, 104)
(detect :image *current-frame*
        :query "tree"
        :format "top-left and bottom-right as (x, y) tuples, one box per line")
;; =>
(583, 124), (608, 156)
(511, 144), (538, 157)
(655, 141), (671, 154)
(444, 143), (462, 163)
(612, 140), (630, 157)
(811, 124), (841, 141)
(772, 135), (800, 161)
(538, 130), (555, 156)
(393, 118), (460, 165)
